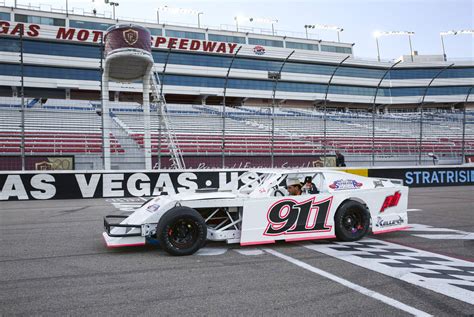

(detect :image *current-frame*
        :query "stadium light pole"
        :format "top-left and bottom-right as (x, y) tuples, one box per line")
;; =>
(440, 30), (474, 61)
(418, 63), (454, 165)
(371, 60), (401, 166)
(304, 24), (315, 39)
(374, 31), (381, 61)
(156, 7), (163, 24)
(323, 55), (351, 167)
(198, 12), (203, 28)
(461, 86), (473, 165)
(270, 50), (295, 168)
(105, 1), (119, 20)
(373, 30), (415, 62)
(308, 24), (344, 42)
(157, 6), (200, 26)
(248, 17), (279, 35)
(221, 45), (242, 168)
(234, 16), (239, 32)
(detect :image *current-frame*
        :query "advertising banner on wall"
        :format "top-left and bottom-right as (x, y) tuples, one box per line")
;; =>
(1, 166), (472, 201)
(0, 156), (75, 171)
(155, 155), (336, 169)
(368, 167), (474, 187)
(0, 170), (243, 201)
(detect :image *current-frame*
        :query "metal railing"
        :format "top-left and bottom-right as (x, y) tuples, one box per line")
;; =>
(1, 99), (471, 171)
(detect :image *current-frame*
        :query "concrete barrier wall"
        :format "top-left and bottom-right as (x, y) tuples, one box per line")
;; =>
(1, 166), (472, 201)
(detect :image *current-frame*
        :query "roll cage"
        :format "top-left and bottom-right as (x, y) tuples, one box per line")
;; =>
(237, 170), (327, 197)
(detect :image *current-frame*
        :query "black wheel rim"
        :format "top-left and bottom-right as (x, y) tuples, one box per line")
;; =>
(342, 208), (364, 235)
(167, 218), (198, 249)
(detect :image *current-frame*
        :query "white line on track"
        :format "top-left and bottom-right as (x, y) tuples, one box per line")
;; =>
(263, 248), (432, 317)
(413, 233), (474, 240)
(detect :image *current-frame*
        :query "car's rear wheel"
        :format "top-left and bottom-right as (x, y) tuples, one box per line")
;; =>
(156, 207), (207, 256)
(334, 200), (370, 242)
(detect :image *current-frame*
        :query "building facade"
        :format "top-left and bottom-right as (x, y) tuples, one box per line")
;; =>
(0, 6), (473, 109)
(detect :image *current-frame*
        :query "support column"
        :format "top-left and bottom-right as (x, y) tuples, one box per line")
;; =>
(101, 72), (111, 170)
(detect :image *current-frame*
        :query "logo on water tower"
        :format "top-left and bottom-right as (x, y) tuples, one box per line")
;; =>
(123, 29), (139, 46)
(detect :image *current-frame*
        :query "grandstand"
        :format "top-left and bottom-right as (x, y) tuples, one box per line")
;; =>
(0, 5), (473, 170)
(1, 97), (472, 169)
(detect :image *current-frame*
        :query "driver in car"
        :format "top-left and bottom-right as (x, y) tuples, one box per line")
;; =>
(286, 177), (303, 196)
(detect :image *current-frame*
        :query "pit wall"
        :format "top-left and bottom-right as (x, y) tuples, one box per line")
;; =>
(0, 166), (472, 201)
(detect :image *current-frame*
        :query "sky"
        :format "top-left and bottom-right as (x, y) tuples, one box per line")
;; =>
(6, 0), (474, 61)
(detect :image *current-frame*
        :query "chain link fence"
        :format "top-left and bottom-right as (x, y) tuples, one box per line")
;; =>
(1, 97), (472, 171)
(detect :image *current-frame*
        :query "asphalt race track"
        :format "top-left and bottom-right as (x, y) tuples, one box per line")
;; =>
(1, 186), (473, 316)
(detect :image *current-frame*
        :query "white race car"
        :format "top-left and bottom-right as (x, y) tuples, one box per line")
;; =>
(103, 169), (409, 256)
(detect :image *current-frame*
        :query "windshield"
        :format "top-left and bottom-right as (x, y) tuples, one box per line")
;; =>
(236, 171), (322, 196)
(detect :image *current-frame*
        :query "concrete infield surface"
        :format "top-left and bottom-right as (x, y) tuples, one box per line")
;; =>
(1, 186), (473, 316)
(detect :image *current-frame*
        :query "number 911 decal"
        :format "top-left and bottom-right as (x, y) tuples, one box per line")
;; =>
(264, 196), (333, 236)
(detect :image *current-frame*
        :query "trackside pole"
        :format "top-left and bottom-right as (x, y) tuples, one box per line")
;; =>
(101, 71), (111, 170)
(143, 72), (152, 170)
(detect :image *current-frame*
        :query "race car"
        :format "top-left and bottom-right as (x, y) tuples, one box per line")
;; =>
(103, 169), (409, 256)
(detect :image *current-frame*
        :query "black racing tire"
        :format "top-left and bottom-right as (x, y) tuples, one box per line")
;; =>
(334, 200), (370, 242)
(156, 207), (207, 256)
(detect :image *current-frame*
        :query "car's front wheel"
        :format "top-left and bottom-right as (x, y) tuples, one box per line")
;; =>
(334, 200), (370, 242)
(156, 207), (207, 256)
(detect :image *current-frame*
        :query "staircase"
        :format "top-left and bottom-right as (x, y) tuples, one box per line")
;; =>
(111, 115), (146, 169)
(150, 71), (186, 169)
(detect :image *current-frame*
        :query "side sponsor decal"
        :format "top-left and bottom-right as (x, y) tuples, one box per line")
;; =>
(379, 191), (401, 212)
(264, 196), (333, 236)
(373, 180), (384, 188)
(375, 215), (405, 228)
(329, 179), (363, 190)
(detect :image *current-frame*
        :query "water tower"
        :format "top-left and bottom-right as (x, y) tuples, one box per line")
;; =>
(102, 23), (154, 169)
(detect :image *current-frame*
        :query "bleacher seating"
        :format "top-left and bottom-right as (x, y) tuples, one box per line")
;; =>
(113, 104), (474, 156)
(0, 107), (123, 154)
(0, 100), (472, 158)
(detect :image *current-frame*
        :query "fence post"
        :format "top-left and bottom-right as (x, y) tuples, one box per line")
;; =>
(461, 86), (473, 164)
(371, 60), (401, 166)
(157, 46), (173, 170)
(418, 63), (454, 165)
(222, 46), (242, 168)
(323, 55), (350, 166)
(19, 25), (25, 170)
(271, 50), (295, 168)
(99, 33), (107, 170)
